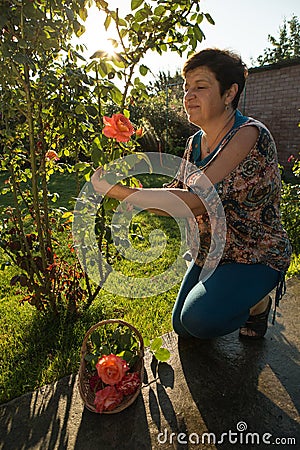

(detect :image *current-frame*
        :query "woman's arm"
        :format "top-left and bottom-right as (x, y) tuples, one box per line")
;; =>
(90, 171), (205, 217)
(91, 125), (259, 218)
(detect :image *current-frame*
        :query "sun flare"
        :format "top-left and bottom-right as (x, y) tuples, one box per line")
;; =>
(72, 5), (119, 60)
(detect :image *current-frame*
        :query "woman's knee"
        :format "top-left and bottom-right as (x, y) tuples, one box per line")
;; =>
(180, 307), (221, 339)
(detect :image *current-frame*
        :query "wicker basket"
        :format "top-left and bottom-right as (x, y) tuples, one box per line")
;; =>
(78, 319), (144, 414)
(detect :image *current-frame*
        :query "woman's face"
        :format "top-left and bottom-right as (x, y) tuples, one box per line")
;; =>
(183, 65), (226, 128)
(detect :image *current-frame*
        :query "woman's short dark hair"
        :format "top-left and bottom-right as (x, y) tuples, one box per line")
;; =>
(182, 48), (248, 110)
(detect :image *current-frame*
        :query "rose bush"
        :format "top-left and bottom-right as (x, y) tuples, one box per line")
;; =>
(96, 354), (129, 385)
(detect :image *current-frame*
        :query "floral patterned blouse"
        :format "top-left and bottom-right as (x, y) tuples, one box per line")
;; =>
(169, 110), (292, 275)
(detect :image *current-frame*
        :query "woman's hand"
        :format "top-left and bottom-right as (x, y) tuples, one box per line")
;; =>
(90, 167), (114, 195)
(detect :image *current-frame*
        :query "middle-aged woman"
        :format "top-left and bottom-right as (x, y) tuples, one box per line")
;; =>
(91, 48), (292, 340)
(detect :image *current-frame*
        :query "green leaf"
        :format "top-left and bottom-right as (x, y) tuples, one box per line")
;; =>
(85, 60), (97, 72)
(154, 5), (166, 16)
(131, 0), (144, 11)
(150, 337), (162, 352)
(117, 349), (134, 363)
(205, 13), (215, 25)
(65, 7), (74, 22)
(117, 18), (127, 27)
(62, 211), (73, 219)
(197, 13), (203, 24)
(110, 86), (123, 104)
(143, 337), (151, 347)
(86, 105), (98, 117)
(79, 8), (88, 22)
(119, 28), (128, 39)
(104, 15), (111, 30)
(100, 345), (110, 355)
(154, 348), (170, 362)
(75, 104), (85, 114)
(84, 353), (97, 363)
(100, 61), (108, 75)
(73, 20), (86, 37)
(132, 22), (140, 32)
(13, 53), (29, 65)
(123, 109), (130, 118)
(74, 162), (90, 171)
(91, 331), (101, 348)
(139, 64), (148, 76)
(91, 146), (103, 166)
(109, 38), (118, 48)
(135, 8), (148, 21)
(193, 24), (203, 43)
(96, 0), (108, 8)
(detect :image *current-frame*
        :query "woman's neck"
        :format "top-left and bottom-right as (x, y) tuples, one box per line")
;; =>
(201, 109), (235, 154)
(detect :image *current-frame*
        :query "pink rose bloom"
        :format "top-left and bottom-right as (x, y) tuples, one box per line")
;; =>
(94, 386), (123, 413)
(96, 354), (129, 385)
(102, 113), (135, 143)
(116, 372), (141, 396)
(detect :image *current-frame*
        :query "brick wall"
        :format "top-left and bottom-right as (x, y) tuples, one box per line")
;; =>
(238, 59), (300, 172)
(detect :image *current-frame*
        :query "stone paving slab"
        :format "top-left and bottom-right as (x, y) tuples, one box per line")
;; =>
(1, 277), (299, 450)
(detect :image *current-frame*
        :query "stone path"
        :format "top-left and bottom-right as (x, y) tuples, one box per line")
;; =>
(1, 277), (299, 450)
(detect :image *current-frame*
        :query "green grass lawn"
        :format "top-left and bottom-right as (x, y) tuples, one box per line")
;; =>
(0, 170), (299, 404)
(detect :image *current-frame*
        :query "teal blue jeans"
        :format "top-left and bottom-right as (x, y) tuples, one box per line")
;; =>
(172, 262), (280, 338)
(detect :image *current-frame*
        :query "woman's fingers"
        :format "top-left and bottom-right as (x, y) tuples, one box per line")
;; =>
(91, 167), (112, 194)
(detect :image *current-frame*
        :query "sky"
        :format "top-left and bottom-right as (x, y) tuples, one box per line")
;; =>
(73, 0), (300, 76)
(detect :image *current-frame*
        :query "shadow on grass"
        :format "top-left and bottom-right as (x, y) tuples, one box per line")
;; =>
(1, 304), (109, 405)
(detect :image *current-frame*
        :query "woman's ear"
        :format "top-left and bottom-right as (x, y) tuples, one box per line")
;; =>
(225, 83), (239, 104)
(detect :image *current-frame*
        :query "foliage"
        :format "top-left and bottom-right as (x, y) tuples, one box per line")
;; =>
(144, 336), (170, 362)
(281, 156), (300, 256)
(0, 0), (213, 315)
(84, 323), (140, 371)
(256, 15), (300, 66)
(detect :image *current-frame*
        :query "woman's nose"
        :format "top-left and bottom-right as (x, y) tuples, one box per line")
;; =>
(184, 89), (195, 101)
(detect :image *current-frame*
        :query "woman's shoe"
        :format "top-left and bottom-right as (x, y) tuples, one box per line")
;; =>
(239, 296), (272, 339)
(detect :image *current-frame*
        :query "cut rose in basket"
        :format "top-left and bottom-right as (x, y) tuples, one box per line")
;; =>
(94, 385), (124, 413)
(92, 354), (141, 413)
(96, 354), (129, 385)
(80, 321), (144, 413)
(116, 372), (141, 396)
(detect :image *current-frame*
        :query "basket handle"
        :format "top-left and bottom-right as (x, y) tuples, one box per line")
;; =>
(80, 319), (144, 360)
